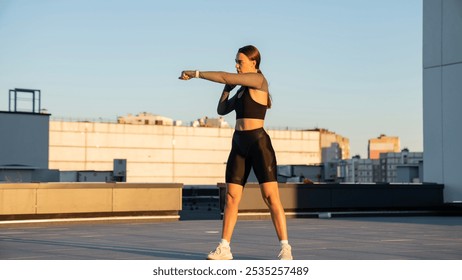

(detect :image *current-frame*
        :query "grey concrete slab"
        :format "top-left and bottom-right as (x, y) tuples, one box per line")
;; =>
(1, 216), (462, 260)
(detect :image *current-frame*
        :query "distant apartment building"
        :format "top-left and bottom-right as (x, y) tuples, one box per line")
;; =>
(335, 149), (422, 183)
(368, 134), (400, 159)
(337, 157), (380, 183)
(117, 112), (176, 126)
(48, 116), (349, 184)
(308, 128), (350, 162)
(191, 116), (230, 128)
(117, 112), (230, 128)
(378, 149), (423, 183)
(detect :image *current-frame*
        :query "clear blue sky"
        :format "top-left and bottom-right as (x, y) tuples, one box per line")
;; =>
(0, 0), (423, 158)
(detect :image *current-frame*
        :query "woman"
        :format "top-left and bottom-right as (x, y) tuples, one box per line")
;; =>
(179, 45), (292, 260)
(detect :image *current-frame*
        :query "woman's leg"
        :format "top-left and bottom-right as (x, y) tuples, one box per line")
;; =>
(221, 183), (244, 242)
(260, 181), (288, 241)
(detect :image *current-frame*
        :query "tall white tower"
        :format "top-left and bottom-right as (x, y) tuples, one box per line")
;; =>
(423, 0), (462, 202)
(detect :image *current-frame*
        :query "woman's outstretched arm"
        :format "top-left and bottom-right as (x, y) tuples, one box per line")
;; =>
(180, 70), (265, 90)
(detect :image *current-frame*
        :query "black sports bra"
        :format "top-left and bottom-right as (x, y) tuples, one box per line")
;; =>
(235, 87), (267, 120)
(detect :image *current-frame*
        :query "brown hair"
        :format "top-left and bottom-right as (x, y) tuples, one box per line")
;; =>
(238, 45), (261, 72)
(238, 45), (272, 108)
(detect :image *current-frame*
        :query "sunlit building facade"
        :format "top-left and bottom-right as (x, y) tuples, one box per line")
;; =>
(368, 134), (400, 160)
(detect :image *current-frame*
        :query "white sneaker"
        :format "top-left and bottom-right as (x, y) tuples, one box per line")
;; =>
(207, 243), (233, 260)
(278, 244), (293, 260)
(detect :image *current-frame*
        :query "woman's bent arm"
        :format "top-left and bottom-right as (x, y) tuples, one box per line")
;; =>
(217, 85), (236, 115)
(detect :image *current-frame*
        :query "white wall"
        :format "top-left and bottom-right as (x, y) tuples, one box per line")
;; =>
(423, 0), (462, 202)
(49, 121), (325, 184)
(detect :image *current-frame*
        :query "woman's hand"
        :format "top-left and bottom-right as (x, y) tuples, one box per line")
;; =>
(179, 70), (196, 80)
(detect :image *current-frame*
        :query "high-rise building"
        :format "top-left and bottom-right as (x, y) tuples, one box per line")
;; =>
(423, 0), (462, 202)
(368, 134), (400, 159)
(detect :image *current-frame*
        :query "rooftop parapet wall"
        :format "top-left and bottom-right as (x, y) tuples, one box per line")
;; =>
(0, 182), (182, 220)
(217, 183), (444, 217)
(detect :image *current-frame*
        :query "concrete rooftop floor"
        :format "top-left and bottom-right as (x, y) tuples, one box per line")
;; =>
(1, 215), (461, 260)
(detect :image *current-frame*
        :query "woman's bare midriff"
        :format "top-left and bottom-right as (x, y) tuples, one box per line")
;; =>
(235, 118), (265, 131)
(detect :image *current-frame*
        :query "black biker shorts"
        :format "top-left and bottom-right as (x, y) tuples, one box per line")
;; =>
(225, 127), (277, 186)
